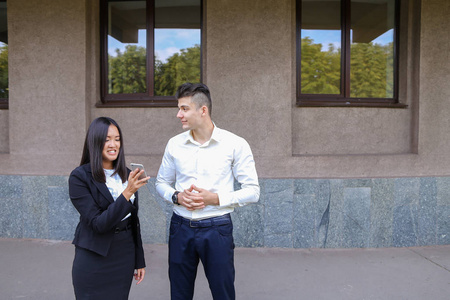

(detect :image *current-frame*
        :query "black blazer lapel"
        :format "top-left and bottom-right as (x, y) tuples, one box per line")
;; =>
(93, 179), (115, 204)
(84, 164), (115, 204)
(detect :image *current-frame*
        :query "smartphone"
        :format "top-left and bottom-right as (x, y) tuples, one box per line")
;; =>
(130, 163), (149, 183)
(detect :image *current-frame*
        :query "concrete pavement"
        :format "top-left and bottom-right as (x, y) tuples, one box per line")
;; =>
(0, 238), (449, 299)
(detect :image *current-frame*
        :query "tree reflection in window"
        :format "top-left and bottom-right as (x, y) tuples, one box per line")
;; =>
(298, 0), (398, 105)
(101, 0), (201, 105)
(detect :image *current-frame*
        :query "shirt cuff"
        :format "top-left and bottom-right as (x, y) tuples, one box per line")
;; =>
(217, 191), (233, 207)
(165, 189), (176, 203)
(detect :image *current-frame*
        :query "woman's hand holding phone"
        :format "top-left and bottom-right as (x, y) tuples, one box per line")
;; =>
(123, 164), (150, 201)
(130, 163), (149, 183)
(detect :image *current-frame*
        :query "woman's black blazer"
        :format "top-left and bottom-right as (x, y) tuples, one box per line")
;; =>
(69, 163), (145, 269)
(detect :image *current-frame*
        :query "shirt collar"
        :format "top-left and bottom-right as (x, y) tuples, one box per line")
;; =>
(184, 122), (222, 145)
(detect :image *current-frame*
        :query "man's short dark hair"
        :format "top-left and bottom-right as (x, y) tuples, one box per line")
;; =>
(175, 83), (212, 115)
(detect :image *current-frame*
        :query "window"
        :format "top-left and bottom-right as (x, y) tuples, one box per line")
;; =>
(0, 0), (7, 109)
(100, 0), (202, 107)
(296, 0), (405, 107)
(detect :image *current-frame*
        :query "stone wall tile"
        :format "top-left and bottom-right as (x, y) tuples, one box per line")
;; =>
(418, 177), (437, 245)
(48, 176), (69, 187)
(264, 191), (293, 235)
(436, 205), (450, 245)
(0, 176), (24, 238)
(393, 205), (418, 247)
(264, 180), (293, 235)
(294, 179), (316, 195)
(315, 180), (331, 247)
(341, 187), (371, 248)
(22, 176), (49, 239)
(0, 198), (24, 238)
(233, 204), (264, 247)
(139, 179), (169, 244)
(232, 179), (265, 247)
(345, 179), (373, 188)
(293, 194), (315, 248)
(0, 175), (23, 198)
(370, 178), (394, 247)
(436, 177), (450, 206)
(48, 186), (78, 240)
(325, 180), (345, 248)
(394, 178), (419, 206)
(264, 179), (293, 194)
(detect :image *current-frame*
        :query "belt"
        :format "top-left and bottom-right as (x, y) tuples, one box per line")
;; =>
(114, 219), (132, 234)
(172, 213), (231, 228)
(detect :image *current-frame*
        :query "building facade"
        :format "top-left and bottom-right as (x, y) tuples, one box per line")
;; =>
(0, 0), (449, 248)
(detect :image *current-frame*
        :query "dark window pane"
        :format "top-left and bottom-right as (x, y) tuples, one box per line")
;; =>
(350, 0), (395, 98)
(154, 0), (201, 96)
(107, 1), (147, 94)
(300, 0), (341, 95)
(0, 1), (8, 99)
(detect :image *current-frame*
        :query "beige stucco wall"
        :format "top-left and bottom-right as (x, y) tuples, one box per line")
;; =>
(417, 0), (450, 168)
(206, 0), (293, 158)
(0, 110), (7, 153)
(1, 0), (449, 179)
(0, 0), (88, 174)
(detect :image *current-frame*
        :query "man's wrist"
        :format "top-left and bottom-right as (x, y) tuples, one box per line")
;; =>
(213, 193), (220, 206)
(172, 191), (180, 205)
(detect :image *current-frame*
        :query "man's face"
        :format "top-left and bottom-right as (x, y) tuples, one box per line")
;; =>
(177, 96), (203, 131)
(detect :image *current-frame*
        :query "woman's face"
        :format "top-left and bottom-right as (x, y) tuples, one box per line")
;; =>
(102, 125), (121, 169)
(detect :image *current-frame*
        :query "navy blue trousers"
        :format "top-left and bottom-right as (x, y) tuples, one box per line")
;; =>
(169, 213), (235, 300)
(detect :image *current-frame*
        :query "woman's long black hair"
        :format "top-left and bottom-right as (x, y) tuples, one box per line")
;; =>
(80, 117), (127, 183)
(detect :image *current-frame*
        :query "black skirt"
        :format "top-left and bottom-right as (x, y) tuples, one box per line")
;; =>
(72, 225), (136, 300)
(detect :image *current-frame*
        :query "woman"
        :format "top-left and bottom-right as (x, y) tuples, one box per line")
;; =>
(69, 117), (149, 299)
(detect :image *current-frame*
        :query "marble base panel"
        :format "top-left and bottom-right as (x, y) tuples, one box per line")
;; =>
(1, 176), (449, 248)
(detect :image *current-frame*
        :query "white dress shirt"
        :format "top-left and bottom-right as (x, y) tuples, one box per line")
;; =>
(156, 125), (260, 220)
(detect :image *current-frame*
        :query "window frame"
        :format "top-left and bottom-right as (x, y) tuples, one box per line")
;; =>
(99, 0), (203, 108)
(0, 0), (7, 110)
(296, 0), (406, 108)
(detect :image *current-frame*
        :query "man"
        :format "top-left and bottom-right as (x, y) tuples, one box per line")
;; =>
(156, 83), (260, 300)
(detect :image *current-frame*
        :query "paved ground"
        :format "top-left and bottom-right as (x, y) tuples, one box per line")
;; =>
(0, 238), (449, 300)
